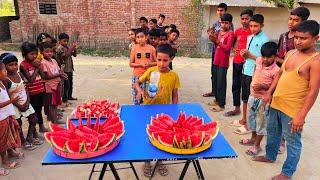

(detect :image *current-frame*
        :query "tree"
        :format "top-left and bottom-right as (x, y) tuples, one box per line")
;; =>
(263, 0), (300, 9)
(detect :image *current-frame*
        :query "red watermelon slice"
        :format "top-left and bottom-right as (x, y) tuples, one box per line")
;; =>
(98, 133), (116, 149)
(67, 119), (77, 132)
(51, 136), (67, 151)
(49, 122), (65, 132)
(158, 134), (174, 147)
(190, 132), (204, 148)
(66, 139), (82, 153)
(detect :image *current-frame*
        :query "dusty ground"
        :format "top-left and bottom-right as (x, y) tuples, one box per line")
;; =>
(1, 51), (319, 180)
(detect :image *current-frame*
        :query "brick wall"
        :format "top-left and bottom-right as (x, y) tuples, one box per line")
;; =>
(9, 0), (199, 50)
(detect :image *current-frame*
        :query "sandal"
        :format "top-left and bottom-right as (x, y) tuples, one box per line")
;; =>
(23, 142), (37, 151)
(4, 161), (20, 169)
(234, 126), (252, 135)
(8, 151), (24, 160)
(207, 100), (218, 106)
(157, 162), (168, 176)
(32, 138), (44, 145)
(210, 106), (225, 112)
(224, 110), (241, 117)
(246, 146), (262, 156)
(202, 92), (214, 97)
(143, 163), (153, 177)
(239, 139), (255, 146)
(0, 168), (9, 176)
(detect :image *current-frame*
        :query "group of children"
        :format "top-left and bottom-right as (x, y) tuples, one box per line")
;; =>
(204, 3), (320, 180)
(0, 32), (78, 176)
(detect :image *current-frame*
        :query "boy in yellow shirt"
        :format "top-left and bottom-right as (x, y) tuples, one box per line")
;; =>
(134, 43), (180, 177)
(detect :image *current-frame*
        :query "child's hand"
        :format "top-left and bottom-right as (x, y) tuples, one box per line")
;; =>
(240, 49), (249, 58)
(72, 42), (80, 49)
(136, 90), (145, 101)
(32, 61), (41, 68)
(141, 62), (148, 68)
(19, 102), (29, 112)
(11, 96), (22, 104)
(60, 72), (68, 80)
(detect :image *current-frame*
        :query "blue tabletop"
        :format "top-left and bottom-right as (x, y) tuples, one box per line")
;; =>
(42, 103), (237, 165)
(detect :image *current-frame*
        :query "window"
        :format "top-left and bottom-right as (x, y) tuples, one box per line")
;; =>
(38, 0), (57, 15)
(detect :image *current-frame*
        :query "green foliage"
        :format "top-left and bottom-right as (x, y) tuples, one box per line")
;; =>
(263, 0), (297, 9)
(181, 0), (205, 34)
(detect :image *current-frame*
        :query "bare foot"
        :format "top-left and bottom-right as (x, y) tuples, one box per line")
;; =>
(252, 156), (273, 163)
(272, 173), (292, 180)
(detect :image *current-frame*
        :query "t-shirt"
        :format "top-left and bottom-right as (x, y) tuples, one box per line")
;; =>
(277, 32), (295, 59)
(233, 27), (252, 64)
(139, 66), (180, 105)
(40, 59), (61, 93)
(251, 57), (280, 98)
(243, 31), (270, 76)
(211, 21), (234, 52)
(214, 31), (234, 68)
(131, 44), (156, 77)
(20, 60), (45, 95)
(0, 83), (16, 121)
(56, 45), (76, 72)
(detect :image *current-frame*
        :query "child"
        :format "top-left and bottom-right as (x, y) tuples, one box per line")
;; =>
(0, 59), (23, 171)
(2, 54), (43, 150)
(135, 44), (180, 177)
(148, 18), (158, 31)
(209, 13), (234, 112)
(168, 29), (180, 70)
(40, 43), (67, 124)
(129, 28), (157, 105)
(225, 9), (253, 117)
(239, 42), (280, 156)
(159, 31), (168, 45)
(56, 33), (79, 105)
(36, 33), (53, 62)
(234, 14), (270, 135)
(157, 14), (166, 30)
(148, 29), (160, 48)
(20, 42), (48, 133)
(167, 24), (177, 34)
(163, 25), (170, 34)
(253, 20), (320, 180)
(128, 28), (136, 51)
(139, 17), (149, 32)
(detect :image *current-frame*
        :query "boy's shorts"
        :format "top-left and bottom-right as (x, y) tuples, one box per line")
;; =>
(131, 76), (146, 105)
(241, 74), (252, 102)
(247, 95), (268, 135)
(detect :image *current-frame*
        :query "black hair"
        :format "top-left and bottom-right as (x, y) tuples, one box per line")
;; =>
(250, 14), (264, 24)
(160, 31), (168, 38)
(240, 9), (253, 17)
(135, 28), (148, 35)
(170, 29), (180, 37)
(221, 13), (233, 23)
(291, 7), (310, 21)
(0, 53), (10, 61)
(139, 17), (148, 23)
(129, 28), (136, 32)
(296, 20), (320, 36)
(1, 53), (18, 65)
(156, 43), (175, 58)
(21, 42), (38, 58)
(159, 14), (165, 19)
(149, 18), (157, 24)
(149, 29), (161, 37)
(163, 25), (169, 30)
(217, 3), (228, 11)
(39, 43), (53, 52)
(169, 24), (177, 30)
(261, 42), (278, 57)
(0, 60), (4, 70)
(51, 38), (57, 44)
(36, 33), (52, 46)
(58, 32), (70, 40)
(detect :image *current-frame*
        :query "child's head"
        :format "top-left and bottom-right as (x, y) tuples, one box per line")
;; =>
(39, 43), (54, 60)
(36, 33), (52, 46)
(294, 20), (319, 51)
(128, 28), (136, 42)
(240, 9), (253, 28)
(220, 13), (233, 31)
(148, 29), (160, 47)
(168, 24), (177, 34)
(58, 33), (70, 47)
(158, 14), (165, 26)
(1, 53), (19, 74)
(261, 42), (278, 66)
(156, 44), (175, 72)
(139, 17), (148, 29)
(288, 7), (310, 31)
(0, 60), (7, 81)
(159, 31), (168, 45)
(168, 29), (180, 42)
(149, 19), (157, 30)
(135, 28), (148, 46)
(217, 3), (227, 18)
(21, 42), (38, 62)
(249, 14), (264, 35)
(164, 26), (170, 33)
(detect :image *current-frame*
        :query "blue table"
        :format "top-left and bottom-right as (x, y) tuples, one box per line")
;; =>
(42, 103), (237, 179)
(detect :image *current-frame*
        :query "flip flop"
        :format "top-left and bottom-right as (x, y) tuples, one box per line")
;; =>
(8, 152), (24, 160)
(234, 126), (252, 135)
(32, 138), (44, 145)
(23, 142), (37, 151)
(239, 139), (254, 146)
(246, 146), (262, 156)
(202, 92), (214, 97)
(230, 120), (243, 127)
(157, 162), (168, 176)
(207, 101), (218, 106)
(224, 110), (241, 117)
(0, 168), (9, 176)
(211, 106), (225, 112)
(4, 161), (20, 169)
(142, 163), (153, 177)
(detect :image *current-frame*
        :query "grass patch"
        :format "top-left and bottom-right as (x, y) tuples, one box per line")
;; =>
(80, 48), (130, 57)
(0, 43), (21, 52)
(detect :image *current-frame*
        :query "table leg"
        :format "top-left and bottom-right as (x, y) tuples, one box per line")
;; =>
(192, 160), (201, 179)
(179, 160), (191, 180)
(109, 163), (121, 180)
(88, 163), (96, 180)
(129, 162), (140, 180)
(98, 163), (108, 180)
(195, 160), (205, 180)
(149, 161), (159, 180)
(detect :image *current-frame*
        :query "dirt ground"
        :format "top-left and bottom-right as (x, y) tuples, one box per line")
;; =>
(1, 51), (319, 180)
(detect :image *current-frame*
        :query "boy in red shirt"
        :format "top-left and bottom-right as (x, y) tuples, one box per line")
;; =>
(210, 13), (234, 112)
(225, 9), (253, 117)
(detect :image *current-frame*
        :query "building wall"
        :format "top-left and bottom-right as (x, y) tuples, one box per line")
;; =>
(9, 0), (198, 50)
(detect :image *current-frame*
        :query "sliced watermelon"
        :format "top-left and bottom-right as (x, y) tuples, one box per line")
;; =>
(44, 132), (53, 144)
(94, 117), (101, 132)
(98, 133), (116, 149)
(51, 136), (67, 151)
(190, 132), (204, 148)
(103, 121), (124, 132)
(78, 118), (83, 130)
(203, 133), (213, 145)
(151, 117), (170, 130)
(86, 115), (92, 129)
(158, 134), (174, 147)
(85, 138), (99, 152)
(176, 112), (186, 126)
(49, 122), (65, 132)
(158, 114), (174, 128)
(65, 139), (82, 153)
(81, 126), (99, 136)
(148, 124), (165, 133)
(100, 115), (120, 129)
(67, 119), (77, 132)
